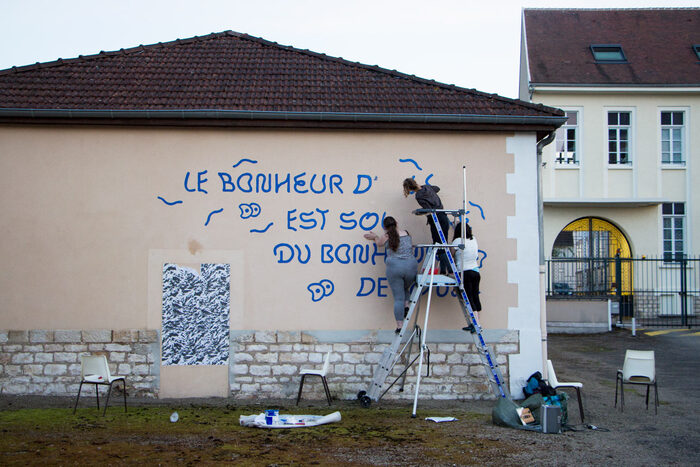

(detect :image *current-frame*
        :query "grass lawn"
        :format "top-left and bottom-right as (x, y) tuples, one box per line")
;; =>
(0, 403), (516, 465)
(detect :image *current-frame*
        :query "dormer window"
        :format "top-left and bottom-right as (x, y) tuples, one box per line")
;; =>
(590, 45), (627, 63)
(694, 45), (700, 60)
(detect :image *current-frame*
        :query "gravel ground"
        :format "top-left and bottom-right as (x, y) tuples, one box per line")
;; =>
(536, 328), (700, 465)
(1, 329), (698, 465)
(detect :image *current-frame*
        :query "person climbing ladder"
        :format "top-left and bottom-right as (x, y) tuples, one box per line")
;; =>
(402, 178), (450, 274)
(358, 168), (509, 415)
(363, 216), (418, 333)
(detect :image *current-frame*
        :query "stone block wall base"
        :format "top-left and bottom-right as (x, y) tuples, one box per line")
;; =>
(229, 330), (518, 401)
(2, 329), (518, 401)
(0, 329), (159, 397)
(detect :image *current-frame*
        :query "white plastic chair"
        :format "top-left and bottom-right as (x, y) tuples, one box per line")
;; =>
(73, 355), (127, 416)
(615, 350), (658, 414)
(296, 351), (332, 406)
(547, 359), (585, 423)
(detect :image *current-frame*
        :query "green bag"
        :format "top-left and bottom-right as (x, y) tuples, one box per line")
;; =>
(491, 396), (542, 432)
(492, 392), (569, 431)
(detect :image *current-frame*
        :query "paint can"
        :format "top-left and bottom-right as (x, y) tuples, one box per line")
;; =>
(265, 409), (279, 425)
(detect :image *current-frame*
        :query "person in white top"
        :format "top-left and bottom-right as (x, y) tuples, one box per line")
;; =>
(451, 223), (482, 318)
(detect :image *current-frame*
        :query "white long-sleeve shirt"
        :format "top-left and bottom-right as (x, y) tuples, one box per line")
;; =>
(452, 237), (479, 271)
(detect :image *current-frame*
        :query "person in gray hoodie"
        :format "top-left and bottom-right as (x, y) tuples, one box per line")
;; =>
(403, 178), (450, 274)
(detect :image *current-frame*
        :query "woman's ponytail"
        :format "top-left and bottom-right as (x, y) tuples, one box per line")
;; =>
(383, 216), (400, 251)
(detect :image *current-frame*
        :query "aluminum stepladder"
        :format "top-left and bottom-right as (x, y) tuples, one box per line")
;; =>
(357, 167), (511, 416)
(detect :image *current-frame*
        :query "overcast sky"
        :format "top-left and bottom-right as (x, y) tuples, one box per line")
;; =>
(1, 0), (696, 98)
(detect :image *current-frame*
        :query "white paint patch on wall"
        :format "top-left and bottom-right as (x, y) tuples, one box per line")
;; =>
(506, 133), (543, 397)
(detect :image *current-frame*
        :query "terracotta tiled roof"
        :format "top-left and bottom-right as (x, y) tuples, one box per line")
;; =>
(0, 31), (560, 119)
(524, 8), (700, 86)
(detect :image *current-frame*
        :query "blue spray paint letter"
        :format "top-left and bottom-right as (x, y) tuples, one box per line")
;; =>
(339, 211), (357, 230)
(371, 244), (386, 265)
(309, 174), (326, 194)
(184, 172), (196, 192)
(377, 277), (388, 297)
(320, 244), (334, 264)
(218, 172), (235, 192)
(287, 209), (298, 232)
(329, 175), (343, 194)
(359, 212), (380, 231)
(275, 173), (290, 193)
(273, 243), (295, 263)
(298, 210), (318, 230)
(237, 173), (253, 193)
(293, 173), (309, 194)
(197, 170), (209, 194)
(294, 244), (311, 264)
(356, 277), (376, 297)
(353, 175), (373, 194)
(256, 173), (271, 192)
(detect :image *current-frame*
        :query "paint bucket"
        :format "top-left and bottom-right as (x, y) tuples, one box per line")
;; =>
(265, 409), (279, 425)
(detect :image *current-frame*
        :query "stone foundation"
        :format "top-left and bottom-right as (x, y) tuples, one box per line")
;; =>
(0, 330), (159, 396)
(1, 329), (519, 400)
(229, 329), (518, 401)
(634, 293), (660, 318)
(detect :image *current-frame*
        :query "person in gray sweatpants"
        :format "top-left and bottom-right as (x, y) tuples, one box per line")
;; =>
(364, 216), (418, 332)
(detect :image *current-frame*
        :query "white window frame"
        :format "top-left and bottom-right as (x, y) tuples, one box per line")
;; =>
(659, 107), (687, 167)
(606, 108), (634, 168)
(662, 202), (685, 262)
(554, 108), (582, 169)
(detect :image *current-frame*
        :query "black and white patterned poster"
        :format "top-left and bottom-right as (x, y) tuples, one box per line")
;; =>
(161, 263), (230, 365)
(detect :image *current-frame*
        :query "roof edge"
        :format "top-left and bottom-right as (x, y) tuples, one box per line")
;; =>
(222, 32), (562, 117)
(531, 83), (700, 88)
(523, 7), (700, 12)
(0, 30), (563, 118)
(0, 31), (232, 76)
(0, 108), (567, 126)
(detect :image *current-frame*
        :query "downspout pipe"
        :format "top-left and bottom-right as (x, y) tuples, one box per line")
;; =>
(536, 131), (556, 264)
(536, 131), (556, 378)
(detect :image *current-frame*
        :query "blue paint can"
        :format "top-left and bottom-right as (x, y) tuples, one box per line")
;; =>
(265, 409), (279, 425)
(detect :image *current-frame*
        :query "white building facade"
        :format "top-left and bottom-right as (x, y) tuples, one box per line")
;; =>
(520, 8), (700, 326)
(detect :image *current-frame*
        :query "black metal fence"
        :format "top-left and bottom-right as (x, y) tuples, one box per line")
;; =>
(546, 256), (699, 327)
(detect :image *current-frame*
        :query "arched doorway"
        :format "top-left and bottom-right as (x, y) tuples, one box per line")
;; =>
(552, 217), (631, 259)
(550, 217), (632, 298)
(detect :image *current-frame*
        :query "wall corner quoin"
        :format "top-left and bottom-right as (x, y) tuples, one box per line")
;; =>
(504, 133), (544, 398)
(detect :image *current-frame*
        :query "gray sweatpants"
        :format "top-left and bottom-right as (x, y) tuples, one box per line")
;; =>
(386, 257), (418, 321)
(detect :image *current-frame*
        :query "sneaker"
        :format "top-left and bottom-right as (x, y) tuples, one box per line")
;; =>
(462, 324), (476, 334)
(395, 328), (401, 334)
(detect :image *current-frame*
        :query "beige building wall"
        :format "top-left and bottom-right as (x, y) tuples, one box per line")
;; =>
(0, 126), (519, 332)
